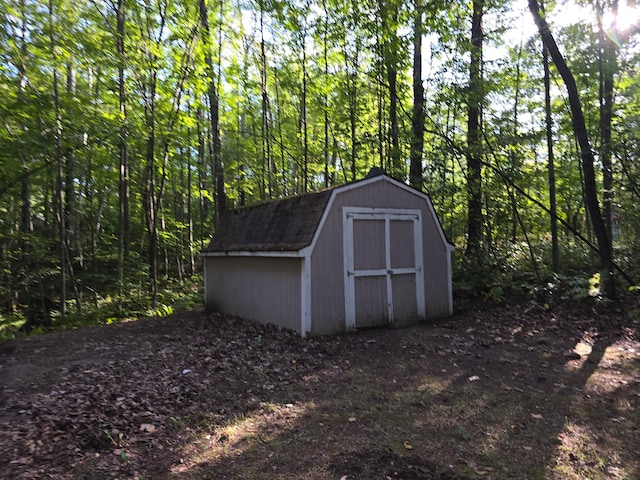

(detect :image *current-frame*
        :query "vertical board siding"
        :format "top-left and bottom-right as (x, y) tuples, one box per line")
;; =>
(391, 274), (418, 326)
(311, 179), (450, 335)
(390, 220), (415, 269)
(355, 276), (389, 328)
(353, 219), (386, 270)
(205, 256), (302, 333)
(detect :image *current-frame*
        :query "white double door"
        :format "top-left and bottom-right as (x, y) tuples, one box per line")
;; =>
(343, 207), (425, 329)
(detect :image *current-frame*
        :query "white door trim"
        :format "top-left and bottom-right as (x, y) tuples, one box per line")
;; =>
(343, 207), (425, 330)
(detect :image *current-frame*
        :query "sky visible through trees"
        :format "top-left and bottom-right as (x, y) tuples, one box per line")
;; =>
(0, 0), (639, 330)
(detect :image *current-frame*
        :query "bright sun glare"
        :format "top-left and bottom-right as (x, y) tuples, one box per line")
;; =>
(553, 0), (640, 33)
(510, 0), (640, 46)
(601, 2), (640, 32)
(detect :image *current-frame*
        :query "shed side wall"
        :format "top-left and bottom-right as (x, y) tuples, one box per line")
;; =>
(310, 180), (450, 335)
(205, 256), (302, 333)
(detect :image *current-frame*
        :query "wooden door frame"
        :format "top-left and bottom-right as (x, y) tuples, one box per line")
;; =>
(343, 207), (425, 330)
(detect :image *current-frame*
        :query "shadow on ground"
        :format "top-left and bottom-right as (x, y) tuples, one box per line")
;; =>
(1, 301), (638, 480)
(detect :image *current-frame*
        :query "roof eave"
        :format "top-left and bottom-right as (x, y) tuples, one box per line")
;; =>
(201, 249), (305, 258)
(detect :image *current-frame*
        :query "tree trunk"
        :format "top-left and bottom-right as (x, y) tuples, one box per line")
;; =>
(144, 81), (159, 307)
(541, 0), (559, 272)
(187, 146), (195, 275)
(301, 38), (309, 192)
(65, 63), (81, 311)
(388, 67), (400, 176)
(596, 0), (618, 246)
(322, 0), (331, 187)
(51, 0), (65, 321)
(18, 0), (32, 236)
(199, 0), (226, 225)
(529, 0), (615, 298)
(259, 6), (272, 199)
(510, 42), (522, 243)
(116, 0), (130, 304)
(465, 0), (484, 258)
(196, 106), (208, 248)
(410, 2), (424, 190)
(344, 40), (359, 182)
(380, 1), (400, 177)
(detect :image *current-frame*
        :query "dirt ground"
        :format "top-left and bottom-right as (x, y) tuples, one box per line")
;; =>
(0, 299), (639, 480)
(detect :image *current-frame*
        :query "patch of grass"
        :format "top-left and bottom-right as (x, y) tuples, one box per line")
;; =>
(0, 312), (26, 341)
(0, 275), (204, 342)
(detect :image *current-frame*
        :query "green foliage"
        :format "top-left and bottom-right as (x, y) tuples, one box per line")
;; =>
(0, 312), (26, 342)
(0, 275), (204, 342)
(0, 0), (639, 325)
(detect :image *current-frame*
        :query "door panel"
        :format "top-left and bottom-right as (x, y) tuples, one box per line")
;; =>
(354, 276), (389, 328)
(390, 220), (415, 269)
(343, 208), (425, 330)
(353, 219), (385, 270)
(391, 274), (418, 325)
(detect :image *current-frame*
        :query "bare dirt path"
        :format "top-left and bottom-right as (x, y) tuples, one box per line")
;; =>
(1, 301), (638, 479)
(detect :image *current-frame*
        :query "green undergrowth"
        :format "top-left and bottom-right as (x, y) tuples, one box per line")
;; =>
(453, 239), (640, 308)
(0, 275), (204, 342)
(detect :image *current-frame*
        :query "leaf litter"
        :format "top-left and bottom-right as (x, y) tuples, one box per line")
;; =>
(0, 300), (638, 479)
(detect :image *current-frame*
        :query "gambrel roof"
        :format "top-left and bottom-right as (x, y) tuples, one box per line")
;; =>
(204, 188), (333, 252)
(203, 168), (453, 255)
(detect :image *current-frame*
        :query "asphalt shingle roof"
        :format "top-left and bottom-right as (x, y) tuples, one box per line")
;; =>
(204, 188), (333, 252)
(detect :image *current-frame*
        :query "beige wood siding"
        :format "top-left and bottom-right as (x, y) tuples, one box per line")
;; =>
(205, 256), (302, 333)
(354, 276), (389, 327)
(310, 179), (450, 335)
(391, 274), (419, 326)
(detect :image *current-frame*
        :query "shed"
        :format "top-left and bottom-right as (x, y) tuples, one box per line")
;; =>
(202, 172), (454, 337)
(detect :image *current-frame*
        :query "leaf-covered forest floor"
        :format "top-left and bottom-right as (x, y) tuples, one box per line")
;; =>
(1, 298), (639, 479)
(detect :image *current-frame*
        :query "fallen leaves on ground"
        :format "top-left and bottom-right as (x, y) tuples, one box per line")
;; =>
(0, 299), (638, 479)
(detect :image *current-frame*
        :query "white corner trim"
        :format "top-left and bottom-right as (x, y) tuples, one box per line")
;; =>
(446, 246), (454, 315)
(203, 256), (208, 308)
(300, 255), (312, 337)
(342, 211), (356, 330)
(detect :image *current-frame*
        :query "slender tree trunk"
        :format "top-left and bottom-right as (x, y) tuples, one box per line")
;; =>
(144, 79), (159, 307)
(199, 0), (226, 224)
(322, 0), (331, 187)
(187, 146), (195, 275)
(20, 160), (31, 234)
(388, 68), (400, 175)
(596, 0), (618, 246)
(466, 0), (484, 258)
(116, 0), (129, 304)
(510, 42), (522, 243)
(344, 40), (359, 182)
(196, 106), (208, 248)
(410, 2), (424, 190)
(274, 73), (288, 193)
(300, 35), (309, 192)
(380, 1), (400, 177)
(259, 5), (271, 199)
(377, 74), (385, 170)
(50, 0), (66, 320)
(529, 0), (615, 298)
(65, 63), (81, 311)
(376, 18), (385, 171)
(85, 69), (96, 259)
(18, 0), (32, 236)
(541, 0), (559, 272)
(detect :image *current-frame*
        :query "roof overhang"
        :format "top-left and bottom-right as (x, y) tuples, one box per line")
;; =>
(201, 250), (305, 258)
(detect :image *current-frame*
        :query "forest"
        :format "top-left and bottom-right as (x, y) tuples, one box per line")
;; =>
(1, 0), (639, 335)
